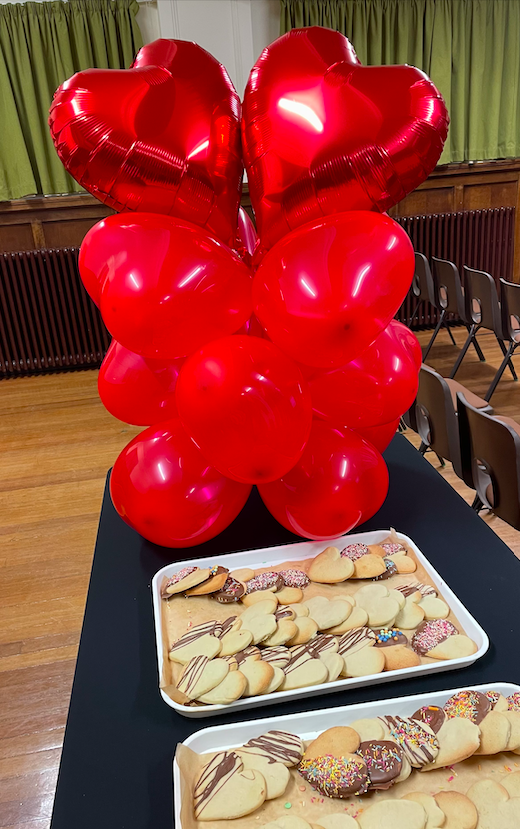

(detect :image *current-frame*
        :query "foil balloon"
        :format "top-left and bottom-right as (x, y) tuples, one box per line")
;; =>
(176, 335), (312, 484)
(253, 211), (415, 368)
(242, 27), (449, 256)
(307, 320), (420, 429)
(110, 418), (251, 548)
(49, 39), (243, 246)
(258, 420), (389, 540)
(81, 213), (252, 359)
(98, 340), (184, 427)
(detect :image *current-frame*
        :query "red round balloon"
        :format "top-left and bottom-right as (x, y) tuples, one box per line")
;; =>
(98, 340), (184, 426)
(81, 213), (252, 359)
(258, 420), (389, 540)
(307, 320), (419, 429)
(355, 418), (400, 453)
(50, 39), (243, 246)
(110, 418), (251, 548)
(242, 27), (448, 256)
(253, 211), (415, 368)
(391, 320), (423, 369)
(176, 335), (312, 484)
(235, 207), (257, 266)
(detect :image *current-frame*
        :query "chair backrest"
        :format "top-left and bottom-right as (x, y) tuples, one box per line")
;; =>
(413, 253), (436, 305)
(431, 257), (465, 318)
(499, 278), (520, 341)
(415, 364), (461, 473)
(457, 393), (520, 529)
(463, 266), (501, 333)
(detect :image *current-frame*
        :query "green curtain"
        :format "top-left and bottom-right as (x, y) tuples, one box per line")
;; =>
(280, 0), (520, 164)
(0, 0), (143, 201)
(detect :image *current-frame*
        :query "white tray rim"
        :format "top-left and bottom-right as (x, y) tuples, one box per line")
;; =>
(173, 681), (520, 829)
(152, 529), (489, 718)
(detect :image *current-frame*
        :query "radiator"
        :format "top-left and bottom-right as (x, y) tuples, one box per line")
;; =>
(0, 247), (110, 376)
(396, 207), (516, 328)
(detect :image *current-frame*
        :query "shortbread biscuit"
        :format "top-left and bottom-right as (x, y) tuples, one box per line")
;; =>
(379, 715), (438, 768)
(286, 616), (319, 646)
(240, 659), (275, 696)
(312, 816), (359, 829)
(349, 718), (385, 742)
(326, 605), (368, 633)
(241, 730), (304, 766)
(308, 546), (354, 583)
(197, 670), (247, 704)
(298, 752), (369, 797)
(395, 597), (425, 630)
(357, 740), (404, 790)
(169, 621), (222, 664)
(304, 726), (361, 760)
(466, 778), (520, 829)
(185, 565), (229, 596)
(236, 751), (290, 799)
(418, 596), (449, 620)
(434, 790), (478, 829)
(276, 586), (304, 604)
(321, 651), (344, 682)
(162, 566), (210, 596)
(303, 596), (351, 630)
(242, 589), (280, 607)
(358, 799), (427, 829)
(219, 629), (253, 656)
(263, 619), (299, 647)
(382, 645), (421, 671)
(177, 656), (229, 700)
(193, 751), (266, 820)
(402, 792), (444, 828)
(474, 710), (511, 755)
(421, 717), (480, 770)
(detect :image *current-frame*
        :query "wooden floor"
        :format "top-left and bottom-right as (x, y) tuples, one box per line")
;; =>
(1, 326), (520, 828)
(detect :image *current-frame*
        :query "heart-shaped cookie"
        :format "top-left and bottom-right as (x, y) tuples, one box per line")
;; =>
(193, 751), (266, 819)
(308, 546), (354, 583)
(303, 596), (351, 630)
(50, 40), (243, 246)
(467, 779), (520, 829)
(243, 27), (448, 256)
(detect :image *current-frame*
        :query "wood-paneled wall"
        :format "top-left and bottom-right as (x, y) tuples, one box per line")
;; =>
(2, 159), (520, 262)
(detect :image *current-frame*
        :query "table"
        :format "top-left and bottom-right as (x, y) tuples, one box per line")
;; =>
(50, 434), (520, 828)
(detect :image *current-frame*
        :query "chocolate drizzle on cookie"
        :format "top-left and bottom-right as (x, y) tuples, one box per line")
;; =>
(213, 576), (245, 603)
(177, 655), (208, 696)
(338, 627), (377, 655)
(193, 751), (242, 818)
(241, 731), (304, 767)
(379, 715), (438, 767)
(396, 581), (437, 599)
(170, 620), (220, 651)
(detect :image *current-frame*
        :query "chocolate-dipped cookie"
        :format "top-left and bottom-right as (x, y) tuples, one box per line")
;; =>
(340, 543), (370, 561)
(372, 559), (398, 581)
(213, 576), (245, 603)
(395, 581), (437, 599)
(411, 705), (446, 734)
(298, 753), (370, 797)
(246, 572), (284, 593)
(379, 715), (439, 768)
(411, 619), (458, 655)
(357, 740), (404, 790)
(374, 628), (408, 647)
(185, 565), (229, 596)
(279, 569), (310, 589)
(443, 690), (491, 724)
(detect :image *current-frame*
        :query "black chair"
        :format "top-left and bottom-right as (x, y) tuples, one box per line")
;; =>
(485, 278), (520, 400)
(413, 253), (458, 360)
(457, 393), (520, 527)
(430, 257), (486, 363)
(450, 266), (517, 381)
(413, 364), (493, 480)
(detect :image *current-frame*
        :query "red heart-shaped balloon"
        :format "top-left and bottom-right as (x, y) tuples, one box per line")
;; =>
(49, 39), (243, 246)
(243, 27), (449, 255)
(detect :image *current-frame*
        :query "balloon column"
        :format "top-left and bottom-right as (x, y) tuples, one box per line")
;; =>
(50, 30), (448, 548)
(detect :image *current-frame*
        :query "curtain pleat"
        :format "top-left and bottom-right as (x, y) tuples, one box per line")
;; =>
(280, 0), (520, 164)
(0, 0), (143, 201)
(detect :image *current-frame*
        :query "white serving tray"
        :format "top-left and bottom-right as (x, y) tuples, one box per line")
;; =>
(152, 530), (489, 718)
(173, 681), (520, 828)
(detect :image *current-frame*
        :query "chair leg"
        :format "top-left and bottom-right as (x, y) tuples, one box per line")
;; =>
(408, 301), (420, 328)
(496, 335), (518, 381)
(485, 341), (516, 401)
(423, 310), (445, 360)
(449, 325), (477, 378)
(467, 326), (486, 361)
(444, 322), (457, 345)
(471, 494), (484, 511)
(418, 442), (428, 456)
(434, 452), (446, 467)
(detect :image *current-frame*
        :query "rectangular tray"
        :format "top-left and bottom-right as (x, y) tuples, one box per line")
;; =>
(152, 530), (489, 718)
(174, 681), (520, 828)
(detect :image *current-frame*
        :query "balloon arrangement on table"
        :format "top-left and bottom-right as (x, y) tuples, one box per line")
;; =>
(49, 29), (448, 548)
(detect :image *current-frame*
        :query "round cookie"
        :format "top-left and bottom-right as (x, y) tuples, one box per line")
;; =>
(162, 566), (210, 596)
(279, 569), (310, 589)
(213, 576), (246, 603)
(411, 705), (446, 733)
(275, 605), (297, 621)
(304, 726), (361, 761)
(357, 740), (404, 790)
(434, 790), (478, 829)
(379, 715), (439, 768)
(276, 586), (304, 604)
(241, 730), (304, 767)
(427, 634), (478, 660)
(411, 619), (458, 655)
(391, 553), (417, 574)
(444, 690), (491, 724)
(342, 646), (385, 678)
(298, 753), (369, 797)
(380, 541), (407, 556)
(246, 572), (284, 593)
(395, 580), (437, 599)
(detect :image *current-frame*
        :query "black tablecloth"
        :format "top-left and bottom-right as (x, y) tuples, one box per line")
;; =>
(50, 434), (520, 829)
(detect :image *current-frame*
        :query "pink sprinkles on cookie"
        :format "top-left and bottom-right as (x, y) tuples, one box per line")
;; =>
(381, 543), (405, 555)
(165, 566), (198, 588)
(279, 569), (310, 589)
(246, 572), (283, 593)
(340, 543), (369, 561)
(485, 691), (501, 708)
(411, 619), (458, 655)
(508, 693), (520, 711)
